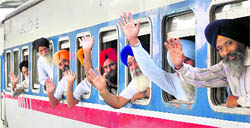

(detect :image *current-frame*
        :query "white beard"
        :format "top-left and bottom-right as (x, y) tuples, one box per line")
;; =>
(130, 68), (150, 92)
(40, 53), (52, 65)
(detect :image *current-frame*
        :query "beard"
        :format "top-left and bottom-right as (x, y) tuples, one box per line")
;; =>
(40, 52), (52, 65)
(106, 69), (117, 86)
(130, 68), (149, 92)
(223, 48), (246, 78)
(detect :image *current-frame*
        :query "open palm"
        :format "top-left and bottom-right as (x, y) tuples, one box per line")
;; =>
(78, 36), (94, 52)
(88, 68), (107, 92)
(45, 78), (56, 93)
(118, 12), (140, 46)
(165, 38), (184, 69)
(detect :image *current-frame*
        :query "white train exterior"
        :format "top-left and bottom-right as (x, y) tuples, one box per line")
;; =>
(0, 0), (250, 127)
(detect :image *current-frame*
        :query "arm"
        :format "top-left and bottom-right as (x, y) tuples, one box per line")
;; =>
(131, 88), (150, 102)
(8, 72), (19, 92)
(237, 95), (250, 107)
(88, 68), (129, 109)
(45, 78), (60, 107)
(119, 12), (187, 100)
(78, 36), (94, 81)
(65, 70), (78, 108)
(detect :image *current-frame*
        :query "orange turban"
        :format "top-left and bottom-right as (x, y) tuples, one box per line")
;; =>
(77, 48), (84, 67)
(99, 48), (117, 70)
(53, 50), (70, 66)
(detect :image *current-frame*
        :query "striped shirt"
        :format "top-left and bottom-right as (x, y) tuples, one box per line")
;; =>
(176, 47), (250, 107)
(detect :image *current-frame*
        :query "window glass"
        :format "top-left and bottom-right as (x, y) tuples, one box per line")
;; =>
(5, 51), (12, 90)
(32, 45), (40, 93)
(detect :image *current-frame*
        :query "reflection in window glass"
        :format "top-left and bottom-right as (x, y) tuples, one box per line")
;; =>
(6, 52), (11, 89)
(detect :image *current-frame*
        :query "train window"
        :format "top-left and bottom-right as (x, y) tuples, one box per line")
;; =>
(13, 49), (20, 84)
(99, 26), (119, 96)
(208, 0), (250, 114)
(31, 44), (40, 93)
(5, 51), (12, 90)
(125, 17), (152, 105)
(162, 11), (196, 107)
(21, 47), (29, 92)
(58, 37), (70, 96)
(43, 41), (54, 93)
(76, 32), (91, 99)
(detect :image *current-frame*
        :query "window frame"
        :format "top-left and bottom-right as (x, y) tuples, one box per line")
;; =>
(5, 50), (12, 91)
(76, 32), (91, 99)
(161, 10), (196, 106)
(124, 17), (153, 105)
(31, 43), (40, 93)
(21, 46), (30, 92)
(207, 0), (250, 115)
(98, 25), (119, 97)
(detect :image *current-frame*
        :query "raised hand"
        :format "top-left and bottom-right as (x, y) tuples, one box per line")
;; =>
(63, 70), (76, 84)
(88, 68), (107, 92)
(78, 35), (94, 52)
(165, 38), (185, 70)
(8, 72), (19, 86)
(226, 95), (239, 108)
(45, 78), (56, 94)
(118, 12), (140, 46)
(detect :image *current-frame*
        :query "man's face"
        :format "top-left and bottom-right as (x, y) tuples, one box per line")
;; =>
(21, 67), (29, 77)
(58, 59), (69, 72)
(216, 36), (240, 58)
(103, 58), (117, 85)
(38, 46), (50, 56)
(183, 57), (195, 67)
(127, 56), (141, 76)
(217, 36), (246, 77)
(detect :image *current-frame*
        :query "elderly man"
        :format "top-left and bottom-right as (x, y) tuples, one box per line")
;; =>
(32, 37), (53, 85)
(45, 50), (90, 107)
(87, 45), (151, 109)
(8, 60), (29, 97)
(166, 19), (250, 108)
(118, 12), (196, 102)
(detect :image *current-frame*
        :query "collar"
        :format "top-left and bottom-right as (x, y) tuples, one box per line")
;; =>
(244, 46), (250, 66)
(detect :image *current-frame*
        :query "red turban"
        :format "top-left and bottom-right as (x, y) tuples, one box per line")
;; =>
(53, 50), (70, 66)
(99, 48), (117, 69)
(77, 48), (84, 67)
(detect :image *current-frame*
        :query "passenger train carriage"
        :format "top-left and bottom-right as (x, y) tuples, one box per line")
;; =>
(0, 0), (250, 127)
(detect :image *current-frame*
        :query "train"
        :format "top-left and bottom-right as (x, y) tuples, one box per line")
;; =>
(0, 0), (250, 127)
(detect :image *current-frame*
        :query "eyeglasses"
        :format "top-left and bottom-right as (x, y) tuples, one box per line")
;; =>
(58, 59), (68, 67)
(104, 63), (116, 69)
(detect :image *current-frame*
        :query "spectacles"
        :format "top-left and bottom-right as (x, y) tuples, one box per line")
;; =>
(58, 59), (68, 67)
(104, 63), (116, 69)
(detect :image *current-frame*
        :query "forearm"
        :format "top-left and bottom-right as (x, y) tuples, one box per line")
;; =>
(84, 50), (93, 81)
(66, 81), (79, 108)
(99, 89), (127, 109)
(48, 92), (60, 107)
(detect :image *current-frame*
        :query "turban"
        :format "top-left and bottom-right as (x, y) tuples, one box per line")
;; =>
(32, 37), (50, 52)
(99, 48), (117, 69)
(53, 50), (70, 66)
(121, 45), (134, 67)
(167, 39), (195, 69)
(77, 48), (84, 67)
(19, 60), (28, 72)
(205, 19), (249, 48)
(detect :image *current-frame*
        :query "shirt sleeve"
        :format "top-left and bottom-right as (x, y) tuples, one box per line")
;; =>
(176, 62), (229, 88)
(237, 95), (250, 107)
(73, 78), (91, 101)
(120, 80), (139, 99)
(37, 58), (47, 85)
(131, 43), (188, 101)
(54, 78), (65, 100)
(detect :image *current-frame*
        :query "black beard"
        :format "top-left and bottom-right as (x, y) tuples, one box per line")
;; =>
(223, 48), (245, 78)
(106, 69), (117, 85)
(63, 65), (69, 72)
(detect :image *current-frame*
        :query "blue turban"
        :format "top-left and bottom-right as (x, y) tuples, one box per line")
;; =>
(121, 45), (134, 67)
(167, 39), (195, 69)
(205, 19), (249, 48)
